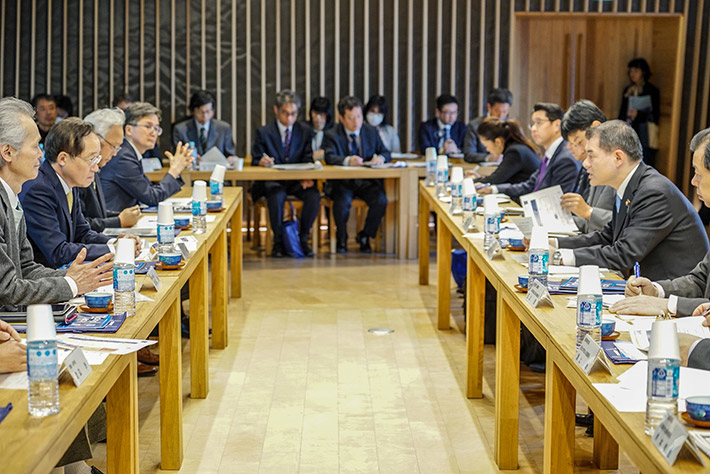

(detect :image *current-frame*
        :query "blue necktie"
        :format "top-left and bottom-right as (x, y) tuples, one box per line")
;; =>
(615, 195), (621, 212)
(349, 133), (358, 156)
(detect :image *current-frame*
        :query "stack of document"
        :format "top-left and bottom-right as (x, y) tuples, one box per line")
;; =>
(520, 185), (578, 235)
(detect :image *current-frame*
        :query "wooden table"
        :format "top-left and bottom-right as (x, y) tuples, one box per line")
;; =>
(0, 187), (242, 473)
(418, 182), (706, 473)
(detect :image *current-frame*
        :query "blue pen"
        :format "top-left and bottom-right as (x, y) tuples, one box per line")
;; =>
(634, 261), (640, 278)
(0, 402), (12, 424)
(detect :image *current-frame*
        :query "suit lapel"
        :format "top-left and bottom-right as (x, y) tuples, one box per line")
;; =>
(94, 179), (106, 217)
(44, 162), (74, 241)
(187, 121), (199, 151)
(613, 164), (645, 241)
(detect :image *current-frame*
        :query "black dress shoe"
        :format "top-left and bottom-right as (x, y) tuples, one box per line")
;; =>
(271, 244), (285, 258)
(301, 241), (314, 257)
(336, 239), (348, 253)
(357, 232), (371, 253)
(528, 362), (546, 373)
(575, 413), (594, 428)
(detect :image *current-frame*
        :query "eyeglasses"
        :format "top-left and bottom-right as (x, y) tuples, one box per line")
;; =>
(98, 134), (122, 154)
(127, 123), (163, 136)
(74, 154), (102, 167)
(529, 119), (551, 129)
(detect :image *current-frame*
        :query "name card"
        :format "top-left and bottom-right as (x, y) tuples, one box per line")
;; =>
(525, 279), (554, 308)
(486, 240), (504, 260)
(147, 266), (162, 292)
(651, 412), (707, 466)
(178, 243), (190, 260)
(574, 334), (613, 375)
(61, 347), (92, 387)
(463, 215), (477, 232)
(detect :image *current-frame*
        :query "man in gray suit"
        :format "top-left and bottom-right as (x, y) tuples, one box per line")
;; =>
(559, 100), (615, 233)
(172, 89), (237, 165)
(551, 120), (709, 280)
(463, 88), (513, 163)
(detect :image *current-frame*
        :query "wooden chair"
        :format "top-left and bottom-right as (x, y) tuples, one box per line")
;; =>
(251, 197), (319, 254)
(325, 197), (382, 254)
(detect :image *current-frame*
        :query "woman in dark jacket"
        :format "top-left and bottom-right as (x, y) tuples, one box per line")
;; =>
(619, 57), (660, 168)
(472, 118), (541, 184)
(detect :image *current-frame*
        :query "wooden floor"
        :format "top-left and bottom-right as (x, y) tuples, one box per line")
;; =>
(91, 245), (639, 473)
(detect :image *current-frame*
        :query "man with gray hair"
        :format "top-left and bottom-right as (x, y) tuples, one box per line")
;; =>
(99, 101), (192, 211)
(251, 89), (320, 257)
(550, 120), (708, 281)
(78, 107), (141, 232)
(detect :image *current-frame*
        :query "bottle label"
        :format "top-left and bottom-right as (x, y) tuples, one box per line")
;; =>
(577, 298), (602, 326)
(192, 200), (206, 216)
(651, 365), (680, 398)
(157, 224), (175, 244)
(426, 158), (437, 174)
(529, 252), (549, 275)
(28, 345), (58, 379)
(210, 180), (223, 196)
(113, 267), (135, 292)
(435, 168), (447, 184)
(451, 183), (462, 198)
(463, 195), (475, 211)
(484, 215), (500, 234)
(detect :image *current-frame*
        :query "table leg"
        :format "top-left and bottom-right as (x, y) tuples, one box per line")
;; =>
(106, 354), (138, 474)
(418, 191), (430, 285)
(543, 353), (575, 474)
(211, 228), (229, 349)
(436, 214), (452, 330)
(495, 293), (520, 469)
(397, 173), (408, 259)
(406, 169), (419, 259)
(230, 198), (243, 298)
(384, 178), (396, 254)
(593, 415), (619, 470)
(159, 297), (183, 469)
(190, 253), (210, 399)
(466, 255), (485, 399)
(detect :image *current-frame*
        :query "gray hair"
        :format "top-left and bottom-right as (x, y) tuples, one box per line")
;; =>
(0, 97), (35, 150)
(585, 119), (643, 162)
(84, 107), (126, 138)
(690, 128), (710, 170)
(124, 102), (161, 128)
(274, 89), (301, 110)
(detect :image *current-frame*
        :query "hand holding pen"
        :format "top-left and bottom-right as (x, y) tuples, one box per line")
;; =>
(259, 153), (275, 167)
(625, 262), (658, 297)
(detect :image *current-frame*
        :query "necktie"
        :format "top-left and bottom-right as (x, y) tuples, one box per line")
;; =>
(444, 125), (450, 142)
(13, 201), (23, 232)
(438, 128), (446, 150)
(66, 190), (73, 212)
(283, 128), (292, 159)
(533, 156), (550, 191)
(199, 126), (207, 154)
(615, 195), (621, 213)
(349, 133), (358, 156)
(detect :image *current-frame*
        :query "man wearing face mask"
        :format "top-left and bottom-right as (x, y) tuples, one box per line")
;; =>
(364, 95), (401, 153)
(464, 88), (513, 163)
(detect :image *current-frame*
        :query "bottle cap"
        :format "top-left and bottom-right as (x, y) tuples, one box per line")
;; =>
(648, 320), (680, 361)
(436, 154), (448, 169)
(210, 164), (226, 183)
(483, 194), (499, 214)
(463, 178), (475, 197)
(577, 265), (603, 295)
(529, 225), (548, 250)
(26, 304), (57, 342)
(114, 237), (135, 265)
(192, 180), (207, 201)
(451, 167), (464, 183)
(157, 201), (174, 225)
(425, 147), (437, 162)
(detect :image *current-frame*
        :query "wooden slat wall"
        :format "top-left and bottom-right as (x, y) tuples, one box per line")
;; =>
(0, 0), (708, 188)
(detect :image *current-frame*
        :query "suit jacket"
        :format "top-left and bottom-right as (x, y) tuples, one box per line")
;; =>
(19, 160), (111, 268)
(496, 139), (580, 201)
(0, 183), (73, 304)
(323, 123), (391, 165)
(688, 339), (710, 371)
(657, 250), (710, 316)
(172, 118), (236, 157)
(571, 167), (615, 233)
(558, 163), (709, 281)
(76, 173), (122, 232)
(474, 143), (540, 185)
(100, 138), (183, 211)
(463, 116), (489, 163)
(251, 120), (313, 166)
(418, 118), (466, 153)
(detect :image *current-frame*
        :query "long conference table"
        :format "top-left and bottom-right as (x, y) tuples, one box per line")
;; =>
(418, 182), (706, 473)
(0, 187), (242, 473)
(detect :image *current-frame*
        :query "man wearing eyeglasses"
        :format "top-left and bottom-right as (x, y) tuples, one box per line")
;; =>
(100, 102), (192, 212)
(20, 118), (139, 268)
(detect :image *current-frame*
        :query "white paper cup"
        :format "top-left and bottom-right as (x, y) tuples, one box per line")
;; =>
(463, 178), (475, 197)
(235, 157), (244, 171)
(436, 154), (448, 170)
(529, 225), (549, 251)
(425, 147), (437, 163)
(451, 166), (464, 183)
(192, 181), (207, 201)
(648, 320), (680, 360)
(483, 194), (499, 214)
(578, 265), (602, 295)
(115, 238), (135, 265)
(210, 164), (226, 183)
(157, 201), (174, 225)
(26, 304), (57, 342)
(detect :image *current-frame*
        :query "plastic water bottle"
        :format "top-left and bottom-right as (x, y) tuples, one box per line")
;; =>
(424, 147), (437, 186)
(113, 238), (136, 317)
(27, 305), (59, 417)
(575, 265), (603, 349)
(188, 141), (198, 170)
(483, 195), (500, 252)
(462, 178), (477, 231)
(192, 180), (208, 234)
(435, 155), (448, 198)
(645, 320), (681, 435)
(209, 164), (226, 207)
(449, 167), (464, 215)
(528, 248), (549, 289)
(157, 201), (175, 254)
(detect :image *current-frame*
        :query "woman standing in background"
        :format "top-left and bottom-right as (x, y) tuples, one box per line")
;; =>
(619, 57), (660, 168)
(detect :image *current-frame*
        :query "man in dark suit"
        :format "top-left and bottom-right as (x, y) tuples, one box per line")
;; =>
(19, 118), (138, 268)
(79, 107), (141, 232)
(172, 90), (237, 165)
(479, 103), (580, 202)
(323, 96), (391, 253)
(252, 90), (320, 258)
(463, 88), (513, 163)
(418, 94), (466, 155)
(552, 120), (709, 281)
(100, 102), (192, 211)
(30, 93), (58, 145)
(559, 100), (616, 233)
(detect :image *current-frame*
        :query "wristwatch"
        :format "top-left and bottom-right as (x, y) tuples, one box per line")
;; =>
(552, 250), (563, 266)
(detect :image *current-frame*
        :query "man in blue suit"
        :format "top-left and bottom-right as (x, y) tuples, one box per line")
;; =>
(172, 90), (237, 165)
(19, 118), (134, 268)
(323, 96), (391, 253)
(478, 102), (579, 202)
(100, 102), (192, 211)
(418, 94), (466, 155)
(252, 90), (320, 258)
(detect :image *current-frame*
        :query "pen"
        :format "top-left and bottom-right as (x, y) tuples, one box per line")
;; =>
(0, 403), (13, 424)
(633, 261), (640, 278)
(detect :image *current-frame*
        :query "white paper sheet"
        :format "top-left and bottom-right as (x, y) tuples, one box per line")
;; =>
(57, 334), (156, 355)
(593, 383), (647, 412)
(200, 146), (228, 165)
(520, 185), (578, 235)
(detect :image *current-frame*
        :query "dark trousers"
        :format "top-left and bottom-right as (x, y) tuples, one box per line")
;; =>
(330, 179), (388, 241)
(263, 180), (320, 246)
